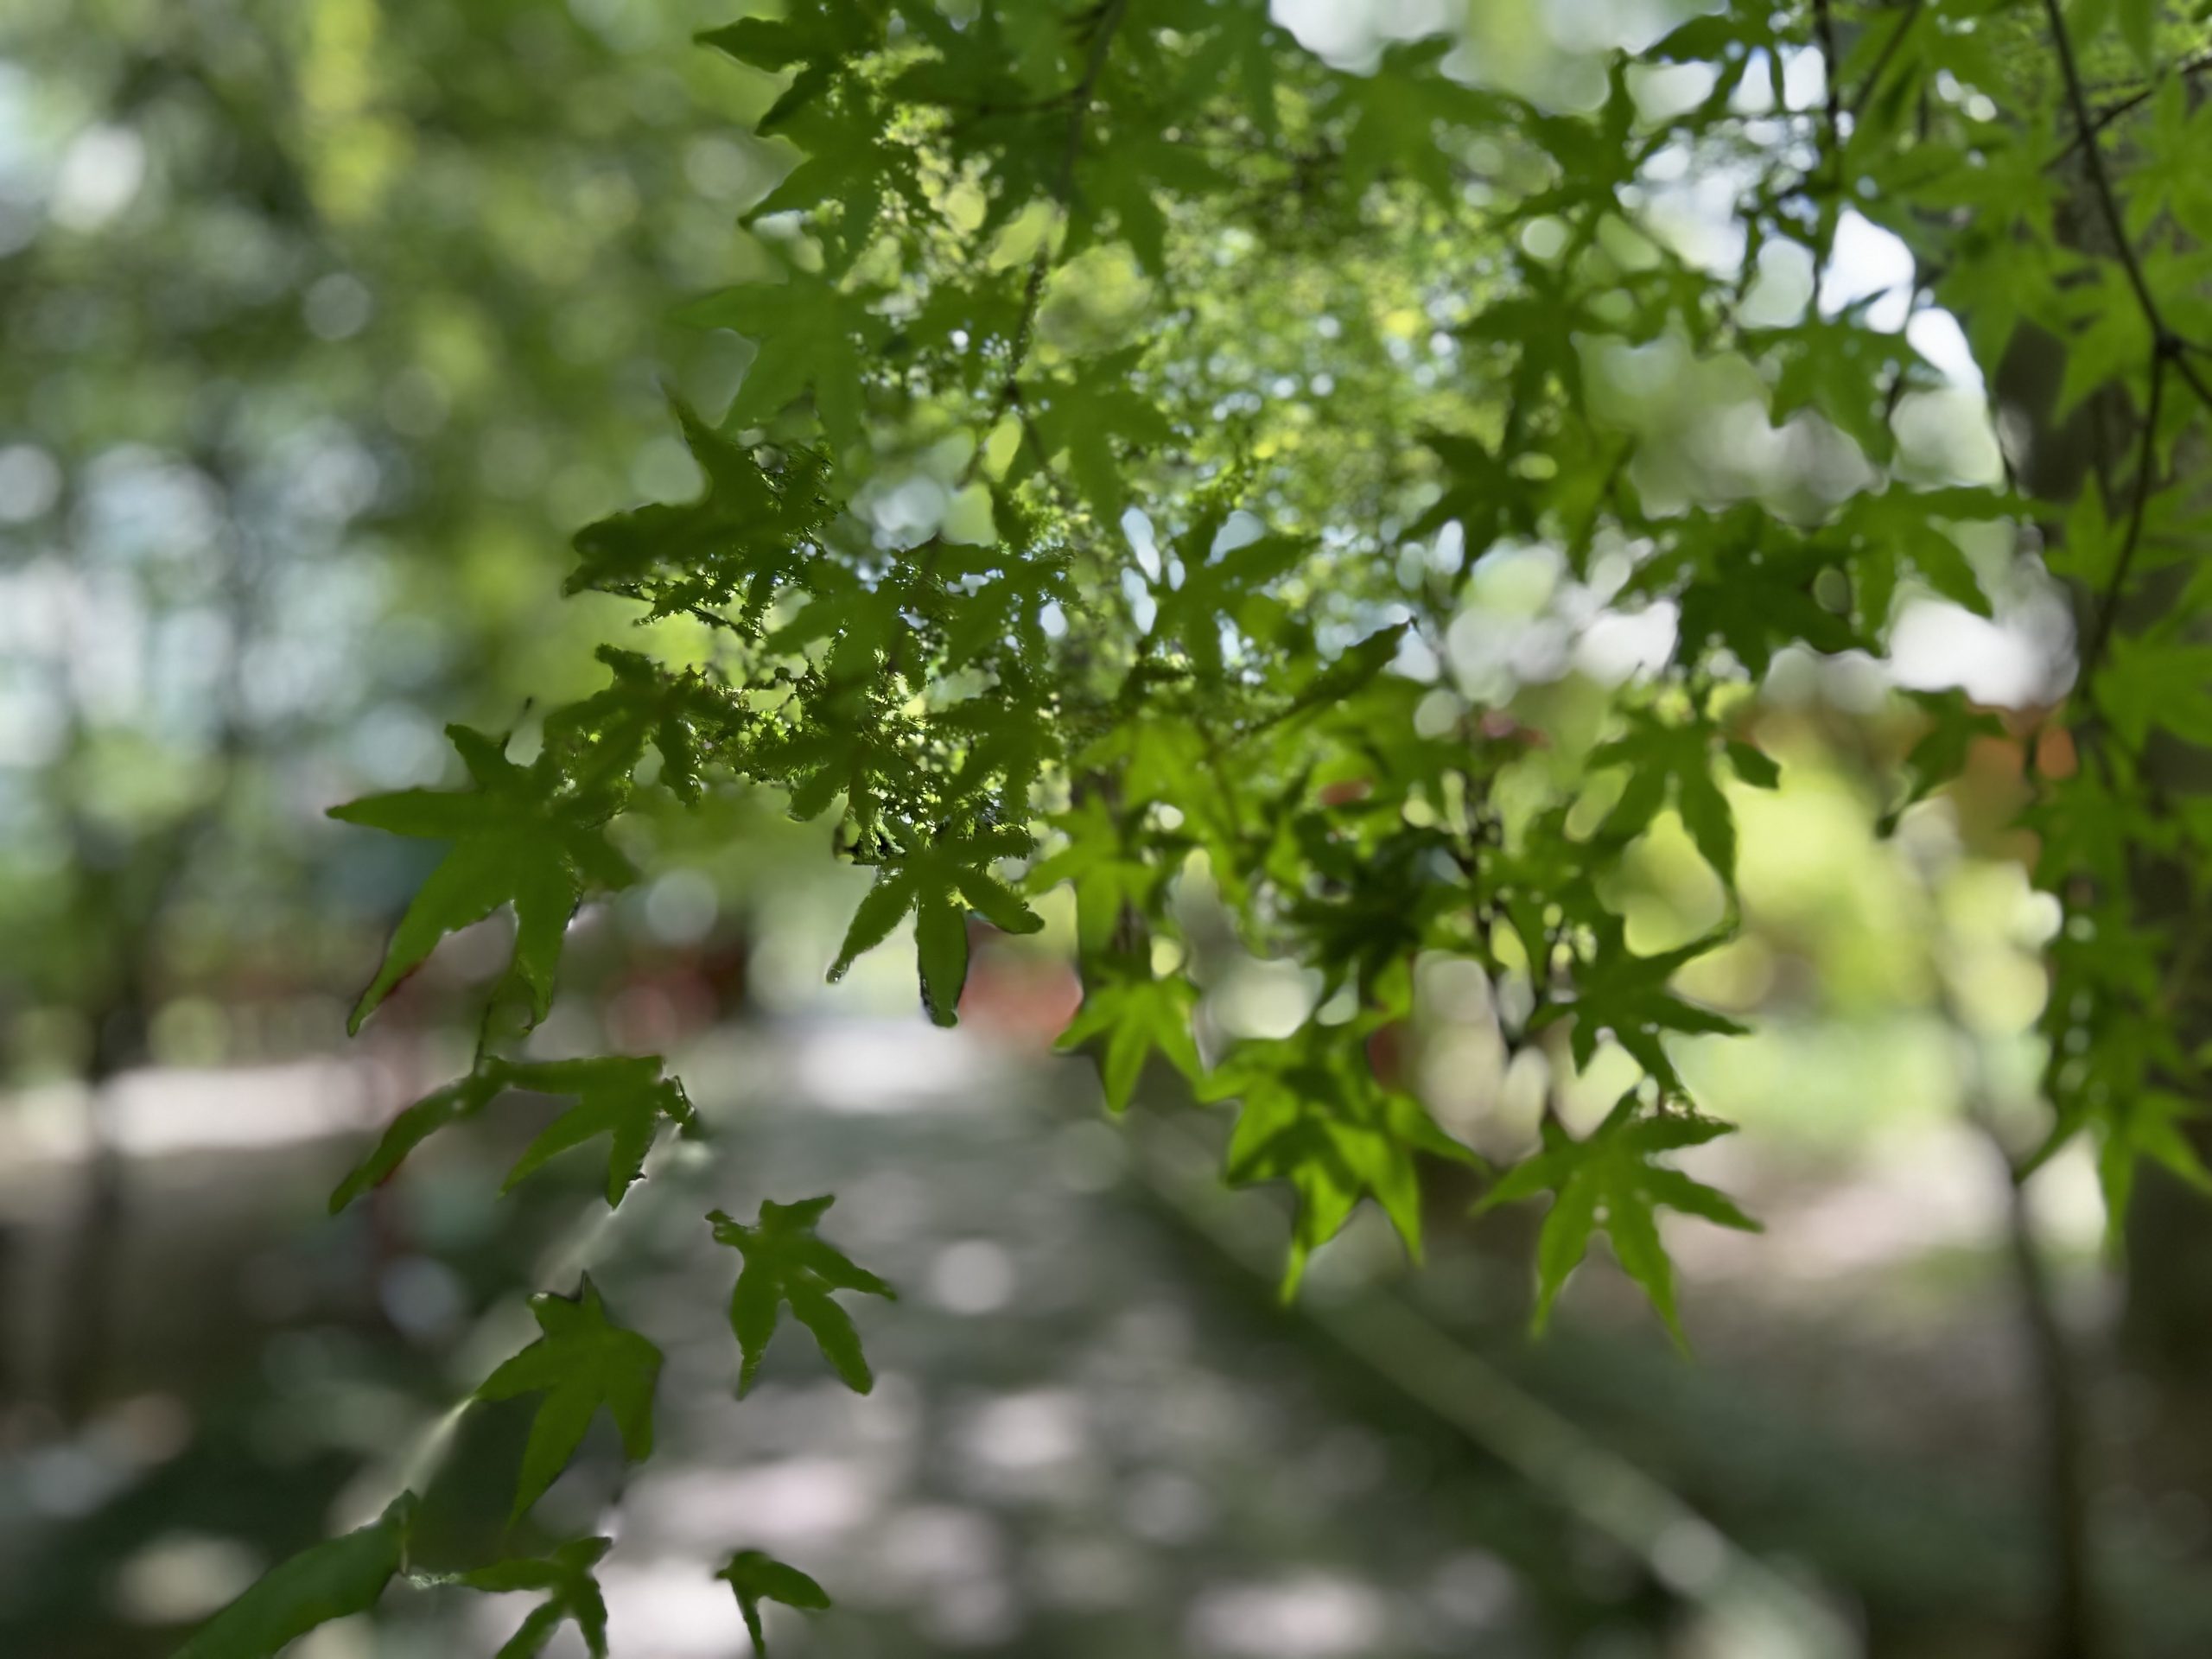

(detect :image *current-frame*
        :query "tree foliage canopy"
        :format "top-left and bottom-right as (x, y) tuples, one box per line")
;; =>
(177, 0), (2212, 1649)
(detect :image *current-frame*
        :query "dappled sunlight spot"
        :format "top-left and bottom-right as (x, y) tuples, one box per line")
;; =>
(1185, 1571), (1389, 1658)
(1425, 1549), (1519, 1631)
(2027, 1141), (2107, 1256)
(1577, 600), (1678, 684)
(1666, 1122), (2107, 1289)
(928, 1239), (1017, 1316)
(1094, 1370), (1265, 1469)
(50, 124), (145, 232)
(1052, 1117), (1130, 1194)
(376, 1254), (466, 1342)
(1817, 210), (1915, 332)
(630, 1458), (887, 1550)
(13, 1060), (372, 1160)
(1122, 1467), (1216, 1544)
(1416, 1020), (1510, 1149)
(1649, 1516), (1730, 1595)
(867, 1504), (1021, 1643)
(1268, 0), (1454, 73)
(588, 1558), (741, 1659)
(1205, 957), (1320, 1040)
(868, 1503), (1005, 1599)
(1888, 596), (2073, 708)
(110, 1532), (261, 1625)
(1030, 1533), (1148, 1611)
(1613, 812), (1729, 950)
(1893, 388), (2002, 485)
(1097, 1299), (1198, 1367)
(293, 1616), (374, 1659)
(952, 1389), (1096, 1503)
(1671, 933), (1777, 1014)
(789, 1020), (988, 1113)
(1678, 1017), (1961, 1148)
(918, 1574), (1020, 1647)
(20, 1440), (137, 1520)
(1556, 1044), (1645, 1135)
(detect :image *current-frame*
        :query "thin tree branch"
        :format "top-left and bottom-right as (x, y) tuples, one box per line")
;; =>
(1812, 0), (1845, 156)
(1847, 0), (1924, 118)
(2041, 0), (2174, 340)
(2046, 48), (2212, 170)
(2075, 353), (2165, 697)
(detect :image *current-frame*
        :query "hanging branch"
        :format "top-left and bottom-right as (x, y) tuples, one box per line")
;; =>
(2042, 0), (2212, 409)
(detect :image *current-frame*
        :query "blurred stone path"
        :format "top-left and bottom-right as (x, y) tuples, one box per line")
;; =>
(18, 1020), (2212, 1656)
(398, 1019), (1696, 1659)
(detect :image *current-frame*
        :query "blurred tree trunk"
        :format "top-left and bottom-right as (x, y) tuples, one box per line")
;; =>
(1991, 189), (2212, 1469)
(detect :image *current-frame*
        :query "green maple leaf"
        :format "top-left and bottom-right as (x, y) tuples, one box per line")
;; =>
(1021, 347), (1176, 527)
(1069, 127), (1227, 276)
(1475, 1094), (1759, 1344)
(2099, 633), (2212, 752)
(1878, 690), (2005, 836)
(1586, 712), (1746, 883)
(499, 1057), (698, 1207)
(1535, 920), (1748, 1095)
(1284, 827), (1461, 1002)
(174, 1493), (416, 1659)
(829, 827), (1043, 1026)
(1654, 507), (1862, 677)
(2095, 1089), (2212, 1243)
(328, 1054), (693, 1212)
(1056, 958), (1203, 1112)
(1836, 485), (2010, 625)
(678, 273), (885, 451)
(567, 397), (836, 622)
(927, 698), (1056, 824)
(1151, 531), (1308, 682)
(1408, 428), (1540, 553)
(744, 89), (926, 275)
(442, 1537), (613, 1659)
(1759, 314), (1923, 464)
(546, 646), (741, 807)
(707, 1195), (896, 1396)
(718, 1549), (832, 1656)
(329, 726), (637, 1033)
(1207, 1028), (1475, 1297)
(698, 0), (884, 133)
(1337, 39), (1506, 202)
(1029, 795), (1173, 954)
(476, 1275), (661, 1523)
(327, 1067), (505, 1212)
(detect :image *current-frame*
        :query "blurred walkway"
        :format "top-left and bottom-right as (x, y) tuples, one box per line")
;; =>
(417, 1020), (1624, 1657)
(31, 1018), (2164, 1656)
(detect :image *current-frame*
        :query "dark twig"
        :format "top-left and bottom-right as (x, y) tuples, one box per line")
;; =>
(2046, 48), (2212, 170)
(2075, 353), (2166, 696)
(1812, 0), (1845, 153)
(2042, 0), (2171, 334)
(1847, 0), (1925, 118)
